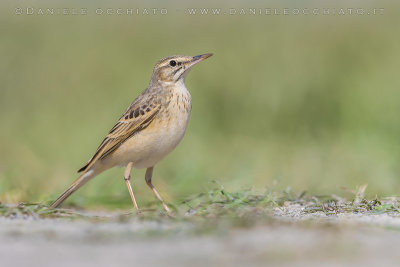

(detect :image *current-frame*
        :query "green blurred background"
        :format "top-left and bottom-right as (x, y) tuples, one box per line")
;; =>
(1, 1), (399, 208)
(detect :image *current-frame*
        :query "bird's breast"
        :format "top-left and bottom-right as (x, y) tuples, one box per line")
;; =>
(110, 88), (192, 169)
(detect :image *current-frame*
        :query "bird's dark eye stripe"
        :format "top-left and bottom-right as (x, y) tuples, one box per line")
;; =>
(169, 60), (177, 67)
(172, 66), (182, 75)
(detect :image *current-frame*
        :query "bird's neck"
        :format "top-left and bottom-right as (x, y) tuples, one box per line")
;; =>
(171, 78), (189, 94)
(150, 78), (189, 94)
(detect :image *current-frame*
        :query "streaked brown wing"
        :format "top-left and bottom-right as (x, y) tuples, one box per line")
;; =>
(78, 95), (161, 173)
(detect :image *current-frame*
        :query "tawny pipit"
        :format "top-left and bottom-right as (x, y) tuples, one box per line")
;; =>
(51, 53), (213, 212)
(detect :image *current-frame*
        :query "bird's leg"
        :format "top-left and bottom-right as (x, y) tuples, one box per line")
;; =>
(145, 167), (171, 212)
(124, 162), (140, 212)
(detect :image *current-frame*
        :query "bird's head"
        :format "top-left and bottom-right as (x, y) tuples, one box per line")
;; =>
(151, 53), (213, 85)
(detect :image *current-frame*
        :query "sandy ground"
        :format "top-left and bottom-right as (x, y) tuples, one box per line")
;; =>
(2, 205), (400, 267)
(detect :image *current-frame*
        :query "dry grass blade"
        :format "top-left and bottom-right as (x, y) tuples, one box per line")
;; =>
(354, 184), (368, 205)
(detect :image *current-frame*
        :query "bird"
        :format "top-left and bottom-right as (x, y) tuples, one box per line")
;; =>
(50, 53), (213, 212)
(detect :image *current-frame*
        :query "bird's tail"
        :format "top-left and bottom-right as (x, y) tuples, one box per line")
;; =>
(50, 169), (98, 208)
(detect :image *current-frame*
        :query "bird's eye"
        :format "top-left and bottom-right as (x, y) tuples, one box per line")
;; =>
(169, 60), (177, 67)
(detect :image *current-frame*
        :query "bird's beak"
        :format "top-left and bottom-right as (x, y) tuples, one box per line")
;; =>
(188, 53), (213, 68)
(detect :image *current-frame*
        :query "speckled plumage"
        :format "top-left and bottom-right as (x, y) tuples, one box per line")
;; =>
(51, 54), (212, 211)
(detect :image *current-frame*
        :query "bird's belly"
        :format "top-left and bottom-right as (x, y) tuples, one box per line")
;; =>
(107, 111), (191, 169)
